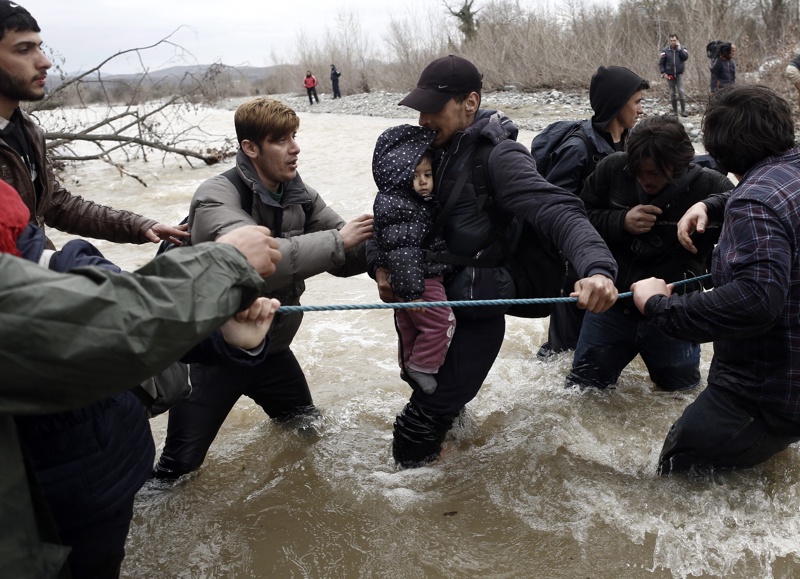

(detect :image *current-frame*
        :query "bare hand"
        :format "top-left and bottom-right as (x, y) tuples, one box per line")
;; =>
(339, 214), (374, 251)
(624, 205), (662, 235)
(406, 298), (425, 313)
(375, 267), (398, 303)
(216, 225), (281, 278)
(570, 274), (617, 313)
(145, 222), (191, 245)
(630, 277), (672, 314)
(676, 201), (710, 254)
(220, 297), (281, 350)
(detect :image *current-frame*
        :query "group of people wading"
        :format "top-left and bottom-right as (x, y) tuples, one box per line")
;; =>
(3, 2), (800, 577)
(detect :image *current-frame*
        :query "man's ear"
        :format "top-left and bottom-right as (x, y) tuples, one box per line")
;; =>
(465, 91), (481, 115)
(241, 139), (259, 159)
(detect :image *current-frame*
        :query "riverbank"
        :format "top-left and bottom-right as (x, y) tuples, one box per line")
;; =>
(240, 87), (707, 141)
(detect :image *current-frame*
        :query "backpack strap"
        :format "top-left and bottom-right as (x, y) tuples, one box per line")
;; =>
(423, 140), (506, 266)
(568, 124), (600, 177)
(428, 160), (471, 237)
(472, 140), (494, 211)
(423, 161), (500, 267)
(222, 167), (254, 215)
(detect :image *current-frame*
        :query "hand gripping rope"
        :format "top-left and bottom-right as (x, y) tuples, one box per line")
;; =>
(275, 274), (711, 314)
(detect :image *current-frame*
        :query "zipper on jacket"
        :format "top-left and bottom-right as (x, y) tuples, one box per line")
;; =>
(469, 249), (482, 300)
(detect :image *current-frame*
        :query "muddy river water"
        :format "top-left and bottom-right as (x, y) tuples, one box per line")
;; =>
(44, 104), (800, 578)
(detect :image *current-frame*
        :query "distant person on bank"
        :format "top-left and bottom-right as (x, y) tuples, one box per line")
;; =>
(304, 70), (320, 104)
(153, 97), (373, 480)
(632, 85), (800, 474)
(0, 0), (188, 251)
(659, 33), (689, 117)
(330, 64), (342, 98)
(710, 43), (736, 93)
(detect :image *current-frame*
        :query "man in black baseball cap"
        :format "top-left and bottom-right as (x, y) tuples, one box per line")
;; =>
(399, 54), (482, 113)
(398, 54), (483, 148)
(374, 55), (618, 469)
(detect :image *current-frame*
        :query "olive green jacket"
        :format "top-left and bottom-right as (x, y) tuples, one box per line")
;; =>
(0, 243), (265, 578)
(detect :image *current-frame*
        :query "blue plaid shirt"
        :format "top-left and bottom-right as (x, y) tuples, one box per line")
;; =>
(645, 147), (800, 428)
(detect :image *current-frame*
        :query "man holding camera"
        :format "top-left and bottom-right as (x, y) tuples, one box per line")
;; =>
(566, 115), (733, 392)
(659, 34), (689, 117)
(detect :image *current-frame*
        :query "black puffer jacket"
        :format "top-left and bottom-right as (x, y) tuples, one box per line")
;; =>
(580, 152), (734, 294)
(433, 109), (617, 287)
(372, 125), (449, 301)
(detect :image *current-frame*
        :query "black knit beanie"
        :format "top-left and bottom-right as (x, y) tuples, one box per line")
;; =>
(590, 66), (648, 129)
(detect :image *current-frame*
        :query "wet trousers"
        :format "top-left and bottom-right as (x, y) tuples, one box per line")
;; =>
(567, 303), (701, 391)
(658, 386), (800, 475)
(539, 266), (583, 357)
(306, 87), (319, 104)
(16, 392), (153, 579)
(393, 315), (505, 467)
(62, 502), (134, 579)
(155, 348), (314, 477)
(396, 278), (456, 373)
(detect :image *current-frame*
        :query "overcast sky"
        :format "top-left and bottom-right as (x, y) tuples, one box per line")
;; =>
(29, 0), (613, 74)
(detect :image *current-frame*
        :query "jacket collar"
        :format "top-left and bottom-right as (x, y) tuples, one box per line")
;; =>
(235, 149), (312, 208)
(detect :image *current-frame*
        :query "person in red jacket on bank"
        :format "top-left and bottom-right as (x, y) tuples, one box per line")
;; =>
(304, 71), (319, 104)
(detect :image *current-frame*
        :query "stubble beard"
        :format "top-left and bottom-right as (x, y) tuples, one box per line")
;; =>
(0, 68), (44, 103)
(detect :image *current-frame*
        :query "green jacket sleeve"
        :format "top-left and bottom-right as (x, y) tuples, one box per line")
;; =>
(0, 243), (266, 414)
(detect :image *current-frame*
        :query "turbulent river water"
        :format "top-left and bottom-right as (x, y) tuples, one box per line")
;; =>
(45, 104), (800, 578)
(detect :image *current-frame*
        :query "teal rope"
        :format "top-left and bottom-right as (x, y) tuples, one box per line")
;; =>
(276, 274), (711, 314)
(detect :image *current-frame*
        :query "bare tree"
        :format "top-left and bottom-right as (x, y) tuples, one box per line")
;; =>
(444, 0), (482, 43)
(28, 31), (237, 185)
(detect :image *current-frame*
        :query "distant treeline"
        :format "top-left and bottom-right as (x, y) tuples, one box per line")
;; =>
(285, 0), (800, 105)
(39, 0), (800, 109)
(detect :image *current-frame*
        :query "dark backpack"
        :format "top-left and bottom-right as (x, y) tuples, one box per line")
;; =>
(156, 167), (253, 256)
(427, 140), (567, 318)
(706, 40), (731, 60)
(530, 120), (597, 179)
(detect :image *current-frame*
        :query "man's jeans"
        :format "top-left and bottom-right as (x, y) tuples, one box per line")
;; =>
(667, 74), (686, 100)
(567, 303), (700, 391)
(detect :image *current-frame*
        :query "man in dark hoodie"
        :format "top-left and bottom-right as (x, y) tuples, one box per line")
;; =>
(537, 65), (650, 360)
(371, 55), (619, 468)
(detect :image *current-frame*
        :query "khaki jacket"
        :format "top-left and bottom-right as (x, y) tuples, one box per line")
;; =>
(189, 151), (367, 352)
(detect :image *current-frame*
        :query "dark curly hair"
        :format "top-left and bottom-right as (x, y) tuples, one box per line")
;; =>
(702, 85), (795, 176)
(626, 114), (695, 182)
